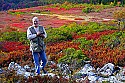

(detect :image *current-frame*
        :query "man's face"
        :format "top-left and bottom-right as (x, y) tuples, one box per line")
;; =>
(33, 19), (39, 27)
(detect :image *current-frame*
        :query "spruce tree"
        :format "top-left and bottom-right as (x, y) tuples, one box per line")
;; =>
(121, 0), (125, 6)
(114, 0), (118, 6)
(101, 0), (105, 4)
(90, 0), (93, 4)
(97, 0), (101, 4)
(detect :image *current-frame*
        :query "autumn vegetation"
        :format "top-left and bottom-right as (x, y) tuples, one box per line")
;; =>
(0, 1), (125, 82)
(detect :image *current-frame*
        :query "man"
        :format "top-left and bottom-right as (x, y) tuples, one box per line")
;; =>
(27, 17), (47, 75)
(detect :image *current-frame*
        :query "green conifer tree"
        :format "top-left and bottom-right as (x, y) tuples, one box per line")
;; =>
(121, 0), (125, 6)
(97, 0), (102, 4)
(90, 0), (93, 4)
(114, 0), (118, 6)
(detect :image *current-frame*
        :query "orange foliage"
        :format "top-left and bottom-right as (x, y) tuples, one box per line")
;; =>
(82, 43), (125, 68)
(46, 41), (80, 61)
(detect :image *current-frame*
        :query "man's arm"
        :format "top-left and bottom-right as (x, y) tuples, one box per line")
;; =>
(27, 27), (37, 40)
(43, 27), (47, 38)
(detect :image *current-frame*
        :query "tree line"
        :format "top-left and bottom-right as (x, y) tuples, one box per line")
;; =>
(0, 0), (125, 11)
(0, 0), (46, 11)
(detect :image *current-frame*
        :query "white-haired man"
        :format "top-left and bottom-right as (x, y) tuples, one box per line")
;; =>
(27, 17), (47, 75)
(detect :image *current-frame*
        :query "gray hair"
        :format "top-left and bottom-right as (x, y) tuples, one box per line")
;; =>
(32, 17), (39, 22)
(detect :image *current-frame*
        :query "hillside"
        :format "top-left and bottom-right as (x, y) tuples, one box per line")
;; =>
(0, 3), (125, 83)
(0, 4), (123, 31)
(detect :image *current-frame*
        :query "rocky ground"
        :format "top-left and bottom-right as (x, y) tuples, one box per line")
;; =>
(1, 61), (125, 83)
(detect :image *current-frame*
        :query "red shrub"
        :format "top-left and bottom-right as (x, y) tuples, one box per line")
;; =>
(82, 43), (125, 68)
(1, 41), (29, 52)
(11, 22), (29, 28)
(73, 30), (116, 40)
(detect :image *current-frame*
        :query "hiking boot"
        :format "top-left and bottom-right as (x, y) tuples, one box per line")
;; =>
(42, 69), (48, 74)
(34, 73), (41, 76)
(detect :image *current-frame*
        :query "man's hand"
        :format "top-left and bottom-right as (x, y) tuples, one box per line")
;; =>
(39, 34), (45, 38)
(37, 32), (45, 38)
(36, 32), (41, 36)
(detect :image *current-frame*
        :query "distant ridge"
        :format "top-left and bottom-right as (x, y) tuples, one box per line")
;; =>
(0, 0), (48, 11)
(1, 0), (124, 11)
